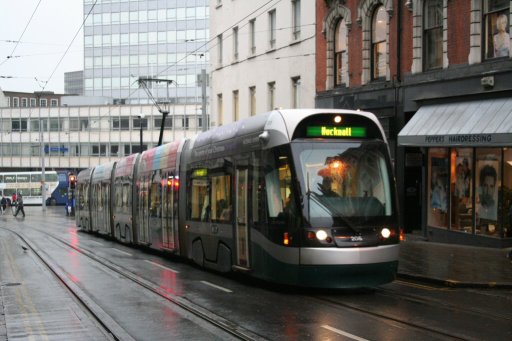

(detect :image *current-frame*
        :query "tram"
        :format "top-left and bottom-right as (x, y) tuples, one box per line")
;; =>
(76, 109), (401, 288)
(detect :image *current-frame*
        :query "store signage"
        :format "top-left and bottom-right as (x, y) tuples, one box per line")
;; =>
(424, 134), (493, 145)
(306, 126), (367, 138)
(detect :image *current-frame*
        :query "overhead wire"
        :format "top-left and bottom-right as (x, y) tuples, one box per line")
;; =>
(40, 0), (99, 92)
(0, 0), (43, 68)
(95, 0), (286, 120)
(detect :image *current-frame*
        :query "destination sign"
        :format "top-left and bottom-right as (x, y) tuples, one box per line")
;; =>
(192, 168), (207, 177)
(306, 126), (367, 138)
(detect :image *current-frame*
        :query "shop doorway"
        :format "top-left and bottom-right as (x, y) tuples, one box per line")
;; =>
(404, 151), (423, 232)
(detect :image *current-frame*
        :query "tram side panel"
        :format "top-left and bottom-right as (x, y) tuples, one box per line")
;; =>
(76, 168), (94, 232)
(134, 140), (183, 252)
(90, 162), (117, 236)
(112, 153), (140, 244)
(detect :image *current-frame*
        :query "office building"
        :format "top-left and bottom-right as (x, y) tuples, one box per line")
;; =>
(64, 71), (85, 95)
(209, 0), (315, 126)
(83, 0), (210, 110)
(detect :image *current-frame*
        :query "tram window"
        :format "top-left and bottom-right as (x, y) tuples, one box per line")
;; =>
(265, 152), (293, 219)
(123, 183), (130, 208)
(295, 141), (392, 219)
(189, 177), (209, 221)
(211, 174), (231, 223)
(150, 181), (161, 217)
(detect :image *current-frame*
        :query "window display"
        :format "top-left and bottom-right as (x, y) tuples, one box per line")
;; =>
(427, 146), (511, 240)
(476, 149), (501, 237)
(428, 148), (449, 228)
(450, 148), (473, 233)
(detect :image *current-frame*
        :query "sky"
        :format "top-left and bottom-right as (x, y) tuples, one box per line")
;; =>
(0, 0), (83, 93)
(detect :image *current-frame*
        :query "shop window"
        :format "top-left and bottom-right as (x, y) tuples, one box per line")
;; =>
(503, 148), (512, 238)
(427, 148), (449, 228)
(484, 0), (510, 59)
(475, 148), (501, 237)
(371, 6), (387, 80)
(423, 0), (443, 70)
(450, 148), (473, 233)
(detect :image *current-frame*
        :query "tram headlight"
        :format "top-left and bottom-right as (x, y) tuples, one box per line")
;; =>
(380, 228), (391, 239)
(316, 230), (328, 241)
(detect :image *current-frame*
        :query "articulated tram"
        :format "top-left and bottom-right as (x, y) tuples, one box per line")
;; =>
(76, 109), (400, 288)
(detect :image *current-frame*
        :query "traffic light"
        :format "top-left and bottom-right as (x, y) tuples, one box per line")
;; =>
(69, 174), (77, 189)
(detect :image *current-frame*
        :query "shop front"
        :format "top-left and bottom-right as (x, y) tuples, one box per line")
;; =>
(398, 98), (512, 248)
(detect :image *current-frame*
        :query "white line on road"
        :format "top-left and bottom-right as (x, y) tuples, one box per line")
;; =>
(111, 248), (132, 256)
(88, 240), (104, 246)
(144, 260), (179, 273)
(321, 325), (369, 341)
(200, 280), (232, 293)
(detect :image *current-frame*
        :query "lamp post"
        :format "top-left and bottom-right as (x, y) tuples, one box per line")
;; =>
(138, 113), (145, 152)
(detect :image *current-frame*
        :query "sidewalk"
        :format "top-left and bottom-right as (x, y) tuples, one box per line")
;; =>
(398, 233), (512, 288)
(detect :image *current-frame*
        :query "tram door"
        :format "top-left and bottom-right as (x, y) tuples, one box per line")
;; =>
(162, 173), (177, 250)
(235, 169), (250, 268)
(138, 176), (150, 244)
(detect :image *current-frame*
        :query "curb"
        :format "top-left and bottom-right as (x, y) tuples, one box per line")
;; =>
(397, 272), (512, 289)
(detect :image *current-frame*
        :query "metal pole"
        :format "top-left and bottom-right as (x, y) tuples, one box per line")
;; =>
(139, 113), (144, 152)
(40, 124), (46, 211)
(201, 69), (207, 132)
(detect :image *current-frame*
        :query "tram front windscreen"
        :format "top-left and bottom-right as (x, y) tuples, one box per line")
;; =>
(292, 140), (396, 228)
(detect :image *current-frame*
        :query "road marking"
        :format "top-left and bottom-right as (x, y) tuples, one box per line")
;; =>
(321, 325), (368, 341)
(144, 260), (179, 273)
(88, 240), (104, 246)
(111, 248), (132, 256)
(200, 280), (232, 293)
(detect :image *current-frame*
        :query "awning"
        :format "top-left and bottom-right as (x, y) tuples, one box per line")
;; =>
(398, 98), (512, 147)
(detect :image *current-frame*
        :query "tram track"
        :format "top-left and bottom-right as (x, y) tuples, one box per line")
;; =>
(306, 280), (511, 341)
(308, 293), (469, 340)
(5, 225), (266, 341)
(377, 282), (512, 323)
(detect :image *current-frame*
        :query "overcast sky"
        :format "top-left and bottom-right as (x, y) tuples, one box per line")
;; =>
(0, 0), (83, 93)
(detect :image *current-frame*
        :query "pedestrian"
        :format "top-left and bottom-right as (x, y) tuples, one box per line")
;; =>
(11, 193), (17, 215)
(0, 195), (6, 215)
(13, 192), (25, 218)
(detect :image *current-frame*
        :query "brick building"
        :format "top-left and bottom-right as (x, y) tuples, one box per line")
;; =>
(0, 90), (67, 108)
(315, 0), (512, 247)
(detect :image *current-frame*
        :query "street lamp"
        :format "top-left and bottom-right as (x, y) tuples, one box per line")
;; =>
(138, 113), (145, 152)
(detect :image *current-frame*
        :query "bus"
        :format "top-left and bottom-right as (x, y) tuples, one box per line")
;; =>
(0, 171), (69, 205)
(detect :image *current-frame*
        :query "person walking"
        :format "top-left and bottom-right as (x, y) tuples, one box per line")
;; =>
(11, 192), (17, 215)
(0, 195), (6, 215)
(13, 192), (25, 218)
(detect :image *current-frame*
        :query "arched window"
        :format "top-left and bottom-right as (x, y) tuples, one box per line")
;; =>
(423, 0), (443, 70)
(371, 6), (387, 80)
(335, 18), (348, 86)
